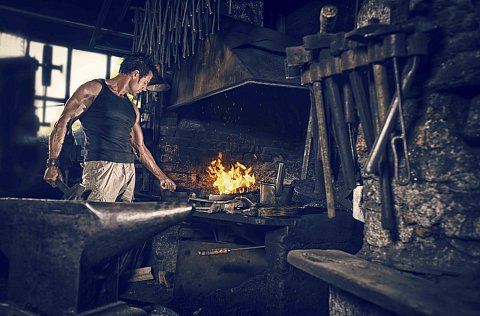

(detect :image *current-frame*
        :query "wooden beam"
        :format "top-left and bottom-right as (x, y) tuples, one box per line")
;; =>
(89, 0), (113, 48)
(112, 0), (133, 31)
(288, 249), (479, 316)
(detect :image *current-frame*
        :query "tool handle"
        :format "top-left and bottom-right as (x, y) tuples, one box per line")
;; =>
(301, 101), (315, 180)
(349, 71), (375, 149)
(55, 178), (69, 194)
(342, 81), (356, 124)
(319, 5), (338, 33)
(275, 163), (285, 196)
(312, 82), (335, 218)
(197, 248), (230, 256)
(325, 78), (356, 190)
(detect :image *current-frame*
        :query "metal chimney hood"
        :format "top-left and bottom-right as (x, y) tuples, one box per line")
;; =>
(168, 16), (306, 109)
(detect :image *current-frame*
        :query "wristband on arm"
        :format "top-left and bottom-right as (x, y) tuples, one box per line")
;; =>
(46, 158), (59, 168)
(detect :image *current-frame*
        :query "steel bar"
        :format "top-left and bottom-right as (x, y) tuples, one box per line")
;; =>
(349, 70), (375, 149)
(372, 62), (395, 230)
(131, 0), (221, 71)
(366, 56), (419, 174)
(325, 77), (356, 190)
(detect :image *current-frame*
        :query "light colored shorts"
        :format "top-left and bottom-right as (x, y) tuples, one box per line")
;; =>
(81, 161), (135, 202)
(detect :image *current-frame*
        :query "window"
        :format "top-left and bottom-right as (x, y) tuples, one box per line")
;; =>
(70, 50), (108, 93)
(110, 55), (123, 78)
(28, 41), (69, 137)
(0, 33), (26, 58)
(0, 33), (123, 138)
(29, 41), (68, 100)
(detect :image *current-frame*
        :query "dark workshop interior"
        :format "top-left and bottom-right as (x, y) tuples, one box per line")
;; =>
(0, 0), (479, 315)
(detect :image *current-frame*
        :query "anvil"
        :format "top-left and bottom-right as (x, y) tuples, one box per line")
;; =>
(0, 199), (192, 315)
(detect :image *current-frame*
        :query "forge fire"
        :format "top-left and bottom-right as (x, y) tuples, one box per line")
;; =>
(207, 152), (256, 194)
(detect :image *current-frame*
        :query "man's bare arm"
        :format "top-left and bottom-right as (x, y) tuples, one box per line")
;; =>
(44, 80), (102, 186)
(130, 121), (176, 192)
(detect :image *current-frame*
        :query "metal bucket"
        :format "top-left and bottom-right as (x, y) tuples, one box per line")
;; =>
(259, 181), (294, 206)
(259, 163), (294, 206)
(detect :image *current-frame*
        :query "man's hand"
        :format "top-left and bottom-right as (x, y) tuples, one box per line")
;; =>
(44, 166), (63, 187)
(159, 176), (176, 192)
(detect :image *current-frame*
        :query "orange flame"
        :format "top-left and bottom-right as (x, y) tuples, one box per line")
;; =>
(207, 152), (256, 194)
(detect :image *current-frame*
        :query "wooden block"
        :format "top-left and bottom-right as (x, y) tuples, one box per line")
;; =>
(127, 266), (154, 282)
(157, 271), (171, 288)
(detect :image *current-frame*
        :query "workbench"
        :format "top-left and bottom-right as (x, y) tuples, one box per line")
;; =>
(288, 249), (480, 316)
(172, 209), (363, 315)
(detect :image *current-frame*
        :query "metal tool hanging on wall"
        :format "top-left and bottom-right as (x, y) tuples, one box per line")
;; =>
(133, 0), (222, 73)
(287, 5), (339, 219)
(285, 5), (432, 227)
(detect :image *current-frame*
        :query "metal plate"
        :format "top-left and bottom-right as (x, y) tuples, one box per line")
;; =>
(208, 189), (259, 201)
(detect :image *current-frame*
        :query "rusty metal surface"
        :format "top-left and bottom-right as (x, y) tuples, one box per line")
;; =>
(169, 16), (305, 109)
(0, 198), (192, 315)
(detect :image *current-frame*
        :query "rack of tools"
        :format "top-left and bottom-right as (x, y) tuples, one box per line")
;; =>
(286, 5), (433, 233)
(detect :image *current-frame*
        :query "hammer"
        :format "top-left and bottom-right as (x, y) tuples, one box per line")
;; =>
(55, 179), (86, 200)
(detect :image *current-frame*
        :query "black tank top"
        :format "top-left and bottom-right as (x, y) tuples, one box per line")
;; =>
(79, 80), (136, 163)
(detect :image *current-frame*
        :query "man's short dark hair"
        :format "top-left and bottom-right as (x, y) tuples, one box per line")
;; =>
(119, 53), (156, 78)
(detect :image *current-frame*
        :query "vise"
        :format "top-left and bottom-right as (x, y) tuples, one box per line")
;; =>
(0, 199), (192, 315)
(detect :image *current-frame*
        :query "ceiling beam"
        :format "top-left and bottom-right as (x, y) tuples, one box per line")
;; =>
(0, 4), (133, 39)
(89, 0), (114, 47)
(112, 0), (133, 31)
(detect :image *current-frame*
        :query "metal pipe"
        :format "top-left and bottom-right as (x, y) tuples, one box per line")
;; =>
(366, 56), (419, 174)
(372, 62), (395, 230)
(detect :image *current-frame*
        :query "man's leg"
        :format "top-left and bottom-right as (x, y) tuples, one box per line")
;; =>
(117, 163), (149, 270)
(117, 163), (136, 202)
(82, 161), (121, 202)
